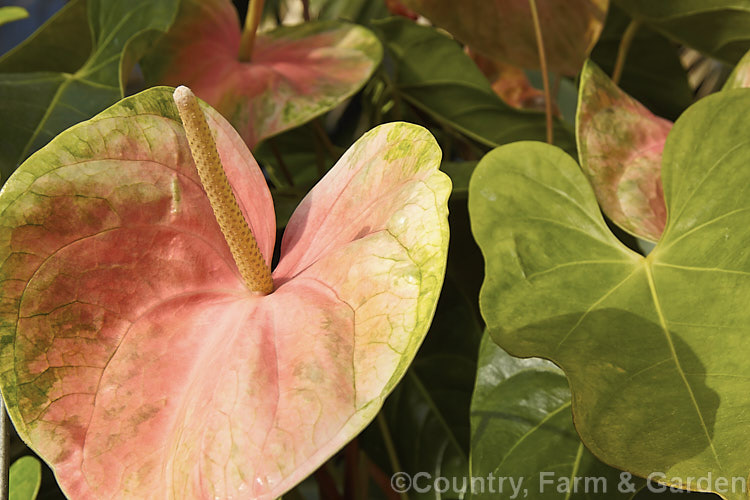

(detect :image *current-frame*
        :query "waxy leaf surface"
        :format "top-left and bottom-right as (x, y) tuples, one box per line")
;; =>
(590, 5), (693, 121)
(577, 61), (672, 241)
(0, 87), (450, 499)
(471, 333), (641, 499)
(399, 0), (608, 75)
(143, 0), (381, 149)
(470, 89), (750, 499)
(0, 0), (178, 179)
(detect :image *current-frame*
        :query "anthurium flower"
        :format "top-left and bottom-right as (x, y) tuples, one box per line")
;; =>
(142, 0), (382, 149)
(0, 86), (450, 498)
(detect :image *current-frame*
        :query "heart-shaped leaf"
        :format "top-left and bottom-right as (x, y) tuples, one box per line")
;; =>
(471, 333), (645, 499)
(576, 60), (672, 241)
(471, 335), (724, 499)
(142, 0), (381, 149)
(0, 0), (179, 179)
(0, 6), (29, 27)
(399, 0), (608, 76)
(470, 89), (750, 498)
(10, 456), (42, 500)
(0, 87), (450, 498)
(614, 0), (750, 64)
(371, 18), (575, 154)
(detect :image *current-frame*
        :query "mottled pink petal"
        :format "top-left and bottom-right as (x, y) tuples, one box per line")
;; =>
(576, 61), (672, 241)
(0, 88), (450, 499)
(143, 0), (381, 148)
(400, 0), (608, 75)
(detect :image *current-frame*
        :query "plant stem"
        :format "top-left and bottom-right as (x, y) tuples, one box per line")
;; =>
(528, 0), (553, 144)
(612, 19), (640, 85)
(269, 139), (295, 187)
(314, 464), (343, 500)
(376, 412), (409, 500)
(238, 0), (265, 62)
(344, 440), (358, 500)
(312, 120), (342, 159)
(0, 399), (8, 500)
(365, 456), (401, 500)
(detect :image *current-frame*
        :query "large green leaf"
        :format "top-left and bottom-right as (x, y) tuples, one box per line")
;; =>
(590, 5), (693, 121)
(471, 333), (639, 499)
(614, 0), (750, 64)
(9, 456), (41, 500)
(469, 89), (750, 499)
(371, 18), (575, 155)
(470, 335), (720, 499)
(0, 0), (178, 179)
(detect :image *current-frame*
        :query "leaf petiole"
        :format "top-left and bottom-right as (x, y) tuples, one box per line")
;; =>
(612, 19), (641, 85)
(239, 0), (266, 62)
(528, 0), (554, 144)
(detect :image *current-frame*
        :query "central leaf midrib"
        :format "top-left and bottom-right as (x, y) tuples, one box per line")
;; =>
(643, 260), (722, 470)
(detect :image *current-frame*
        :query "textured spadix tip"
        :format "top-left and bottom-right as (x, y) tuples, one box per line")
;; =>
(173, 85), (194, 107)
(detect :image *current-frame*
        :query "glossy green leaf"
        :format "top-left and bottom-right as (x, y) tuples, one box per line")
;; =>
(590, 5), (693, 121)
(471, 333), (641, 499)
(142, 0), (381, 149)
(0, 6), (29, 27)
(576, 60), (672, 241)
(372, 18), (575, 154)
(470, 89), (750, 499)
(9, 456), (42, 500)
(0, 0), (178, 180)
(399, 0), (608, 76)
(0, 0), (90, 74)
(614, 0), (750, 64)
(0, 87), (450, 498)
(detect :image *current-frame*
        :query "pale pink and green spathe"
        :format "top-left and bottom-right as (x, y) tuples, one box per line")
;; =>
(0, 87), (450, 498)
(143, 0), (382, 148)
(576, 61), (672, 241)
(576, 58), (750, 242)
